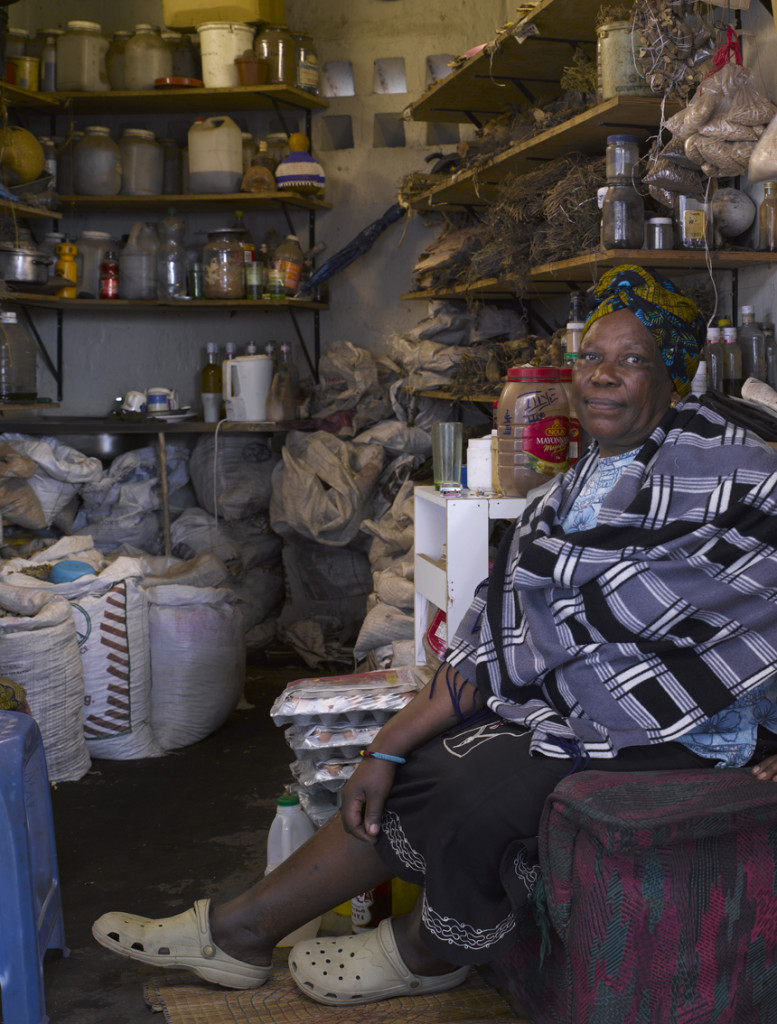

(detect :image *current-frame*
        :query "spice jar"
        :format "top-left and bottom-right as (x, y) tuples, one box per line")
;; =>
(496, 367), (569, 497)
(254, 24), (296, 85)
(124, 24), (173, 90)
(119, 129), (163, 196)
(294, 31), (319, 94)
(605, 134), (639, 181)
(203, 229), (245, 299)
(600, 181), (644, 249)
(646, 216), (674, 250)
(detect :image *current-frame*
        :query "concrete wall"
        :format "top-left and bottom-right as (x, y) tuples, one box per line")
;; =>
(9, 0), (510, 414)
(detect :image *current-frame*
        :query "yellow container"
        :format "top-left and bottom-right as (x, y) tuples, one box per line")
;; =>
(8, 56), (40, 91)
(162, 0), (284, 30)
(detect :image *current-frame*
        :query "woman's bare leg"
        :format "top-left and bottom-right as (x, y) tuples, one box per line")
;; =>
(209, 812), (456, 975)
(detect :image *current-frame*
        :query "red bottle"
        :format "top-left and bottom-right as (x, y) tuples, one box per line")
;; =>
(99, 251), (119, 299)
(351, 881), (392, 932)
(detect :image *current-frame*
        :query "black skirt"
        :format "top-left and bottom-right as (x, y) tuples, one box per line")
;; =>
(374, 711), (713, 966)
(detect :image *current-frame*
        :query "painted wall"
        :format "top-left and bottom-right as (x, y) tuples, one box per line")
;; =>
(9, 0), (511, 414)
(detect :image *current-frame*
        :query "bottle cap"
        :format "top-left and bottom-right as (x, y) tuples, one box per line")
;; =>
(606, 134), (638, 144)
(741, 305), (755, 316)
(277, 793), (300, 806)
(207, 341), (218, 353)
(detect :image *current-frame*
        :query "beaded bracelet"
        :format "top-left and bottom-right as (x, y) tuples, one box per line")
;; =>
(359, 748), (407, 765)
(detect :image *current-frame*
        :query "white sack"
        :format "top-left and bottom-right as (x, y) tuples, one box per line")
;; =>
(270, 430), (384, 547)
(311, 340), (394, 434)
(360, 480), (415, 571)
(0, 583), (91, 782)
(1, 434), (102, 526)
(147, 584), (246, 751)
(353, 603), (415, 663)
(188, 435), (279, 520)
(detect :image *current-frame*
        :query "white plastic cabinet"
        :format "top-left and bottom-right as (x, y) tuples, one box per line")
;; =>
(414, 486), (525, 665)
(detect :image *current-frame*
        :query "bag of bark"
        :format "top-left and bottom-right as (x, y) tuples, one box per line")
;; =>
(147, 584), (246, 751)
(311, 340), (394, 434)
(270, 430), (384, 547)
(188, 435), (279, 520)
(0, 583), (91, 782)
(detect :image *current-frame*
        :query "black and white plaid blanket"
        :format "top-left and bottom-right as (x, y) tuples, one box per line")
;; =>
(447, 397), (777, 758)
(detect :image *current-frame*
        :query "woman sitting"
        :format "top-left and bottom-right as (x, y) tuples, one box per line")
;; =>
(93, 264), (777, 1006)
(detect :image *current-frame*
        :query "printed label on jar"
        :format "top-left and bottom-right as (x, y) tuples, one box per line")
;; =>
(298, 58), (319, 90)
(522, 415), (569, 464)
(278, 258), (301, 293)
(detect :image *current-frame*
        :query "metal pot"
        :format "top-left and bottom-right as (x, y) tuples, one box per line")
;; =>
(0, 246), (51, 284)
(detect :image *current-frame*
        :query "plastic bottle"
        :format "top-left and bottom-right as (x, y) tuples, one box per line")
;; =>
(705, 327), (723, 393)
(55, 239), (78, 299)
(265, 794), (321, 946)
(0, 311), (37, 401)
(201, 342), (222, 422)
(465, 436), (493, 493)
(99, 251), (119, 299)
(722, 326), (743, 398)
(124, 24), (172, 90)
(762, 321), (777, 390)
(41, 34), (57, 91)
(738, 305), (766, 383)
(272, 234), (304, 296)
(690, 357), (707, 397)
(232, 210), (256, 263)
(257, 243), (271, 298)
(72, 126), (122, 197)
(157, 210), (187, 299)
(352, 881), (392, 933)
(77, 230), (112, 298)
(758, 181), (777, 252)
(266, 341), (299, 421)
(187, 116), (243, 194)
(119, 222), (159, 300)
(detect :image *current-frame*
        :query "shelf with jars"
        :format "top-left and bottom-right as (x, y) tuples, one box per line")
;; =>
(54, 191), (331, 213)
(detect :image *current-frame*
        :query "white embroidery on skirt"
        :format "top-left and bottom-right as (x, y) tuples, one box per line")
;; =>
(381, 809), (426, 873)
(513, 845), (540, 896)
(421, 892), (516, 950)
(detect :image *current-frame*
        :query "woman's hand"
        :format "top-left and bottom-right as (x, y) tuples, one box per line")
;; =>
(340, 757), (396, 844)
(752, 754), (777, 781)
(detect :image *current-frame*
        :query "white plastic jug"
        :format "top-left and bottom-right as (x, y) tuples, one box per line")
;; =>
(188, 116), (243, 194)
(222, 354), (273, 421)
(265, 794), (321, 946)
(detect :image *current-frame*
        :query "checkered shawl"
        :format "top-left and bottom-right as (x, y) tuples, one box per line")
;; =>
(447, 397), (777, 758)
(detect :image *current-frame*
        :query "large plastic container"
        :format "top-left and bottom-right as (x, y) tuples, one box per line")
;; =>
(119, 222), (159, 300)
(119, 129), (163, 196)
(0, 310), (37, 401)
(105, 30), (131, 90)
(597, 20), (651, 101)
(265, 794), (321, 946)
(197, 22), (254, 88)
(162, 0), (283, 31)
(77, 230), (112, 298)
(72, 126), (122, 196)
(56, 21), (110, 92)
(124, 24), (173, 90)
(188, 116), (242, 194)
(496, 366), (569, 497)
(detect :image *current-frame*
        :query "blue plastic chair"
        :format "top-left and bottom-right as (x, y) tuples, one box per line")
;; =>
(0, 711), (67, 1024)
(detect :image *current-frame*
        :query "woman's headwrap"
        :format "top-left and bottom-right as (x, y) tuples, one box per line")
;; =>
(582, 264), (705, 396)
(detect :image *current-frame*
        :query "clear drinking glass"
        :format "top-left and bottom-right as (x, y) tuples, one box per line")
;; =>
(432, 422), (463, 492)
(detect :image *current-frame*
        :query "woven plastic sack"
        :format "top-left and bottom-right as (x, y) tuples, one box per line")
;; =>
(0, 434), (102, 526)
(147, 584), (246, 751)
(311, 340), (394, 435)
(353, 603), (414, 663)
(0, 583), (91, 782)
(269, 430), (384, 546)
(188, 435), (279, 520)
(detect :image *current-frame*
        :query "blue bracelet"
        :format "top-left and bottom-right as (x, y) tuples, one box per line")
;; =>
(360, 748), (407, 765)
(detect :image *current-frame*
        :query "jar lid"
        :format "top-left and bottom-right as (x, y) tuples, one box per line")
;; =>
(41, 28), (64, 36)
(566, 321), (586, 329)
(37, 136), (53, 145)
(162, 30), (182, 39)
(133, 24), (158, 31)
(606, 134), (638, 144)
(266, 132), (289, 142)
(112, 30), (132, 38)
(84, 125), (112, 134)
(66, 21), (103, 31)
(648, 217), (672, 224)
(241, 132), (255, 140)
(80, 230), (112, 239)
(506, 366), (560, 381)
(122, 128), (157, 139)
(8, 28), (30, 37)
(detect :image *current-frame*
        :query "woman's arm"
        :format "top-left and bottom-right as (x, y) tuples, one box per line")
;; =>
(340, 663), (484, 843)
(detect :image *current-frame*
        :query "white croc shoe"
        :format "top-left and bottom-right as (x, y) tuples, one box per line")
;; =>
(288, 917), (469, 1006)
(92, 898), (271, 990)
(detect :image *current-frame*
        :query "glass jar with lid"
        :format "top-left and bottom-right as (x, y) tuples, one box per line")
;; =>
(56, 21), (110, 91)
(203, 229), (245, 299)
(600, 181), (644, 249)
(294, 31), (319, 94)
(264, 132), (289, 173)
(119, 129), (163, 195)
(124, 25), (173, 90)
(758, 181), (777, 252)
(106, 30), (132, 90)
(72, 126), (122, 196)
(645, 216), (674, 250)
(254, 24), (296, 85)
(605, 134), (639, 182)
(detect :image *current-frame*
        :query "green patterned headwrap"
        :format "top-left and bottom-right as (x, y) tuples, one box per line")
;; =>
(582, 264), (705, 397)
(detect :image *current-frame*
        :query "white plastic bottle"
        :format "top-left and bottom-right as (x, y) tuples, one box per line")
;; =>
(265, 794), (321, 946)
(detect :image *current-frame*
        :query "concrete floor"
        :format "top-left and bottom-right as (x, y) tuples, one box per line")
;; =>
(43, 650), (308, 1024)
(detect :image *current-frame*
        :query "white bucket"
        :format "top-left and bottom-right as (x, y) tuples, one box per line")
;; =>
(597, 20), (652, 101)
(197, 21), (255, 88)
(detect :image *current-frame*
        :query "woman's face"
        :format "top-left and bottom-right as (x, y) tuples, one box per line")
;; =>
(572, 307), (674, 458)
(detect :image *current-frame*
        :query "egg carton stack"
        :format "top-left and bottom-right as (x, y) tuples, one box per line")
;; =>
(269, 667), (422, 826)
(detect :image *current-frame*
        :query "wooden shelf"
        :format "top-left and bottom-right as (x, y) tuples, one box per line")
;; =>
(410, 96), (678, 211)
(0, 82), (60, 110)
(402, 278), (518, 300)
(0, 402), (59, 415)
(0, 198), (61, 220)
(5, 294), (327, 311)
(56, 191), (331, 213)
(0, 415), (284, 433)
(407, 0), (596, 125)
(48, 84), (327, 116)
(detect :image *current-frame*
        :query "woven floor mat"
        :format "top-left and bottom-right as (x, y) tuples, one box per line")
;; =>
(143, 950), (523, 1024)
